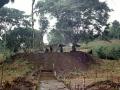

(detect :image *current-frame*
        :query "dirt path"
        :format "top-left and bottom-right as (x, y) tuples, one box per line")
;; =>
(39, 80), (69, 90)
(39, 71), (69, 90)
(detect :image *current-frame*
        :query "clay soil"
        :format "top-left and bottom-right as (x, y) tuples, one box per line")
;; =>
(12, 51), (95, 75)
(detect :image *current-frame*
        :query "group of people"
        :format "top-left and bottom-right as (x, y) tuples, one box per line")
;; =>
(45, 44), (65, 53)
(45, 43), (80, 53)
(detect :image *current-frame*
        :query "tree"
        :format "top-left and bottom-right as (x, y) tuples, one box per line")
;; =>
(4, 27), (33, 52)
(35, 14), (49, 46)
(35, 0), (111, 46)
(0, 7), (30, 34)
(0, 0), (14, 8)
(0, 7), (32, 52)
(0, 7), (31, 37)
(101, 29), (110, 41)
(47, 29), (64, 45)
(109, 20), (120, 39)
(34, 30), (45, 50)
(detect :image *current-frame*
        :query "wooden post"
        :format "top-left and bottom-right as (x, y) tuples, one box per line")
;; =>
(83, 76), (86, 90)
(107, 69), (109, 80)
(75, 84), (77, 90)
(95, 69), (98, 82)
(53, 63), (57, 77)
(69, 81), (71, 90)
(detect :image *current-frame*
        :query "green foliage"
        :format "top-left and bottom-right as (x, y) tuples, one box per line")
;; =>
(99, 20), (120, 41)
(34, 30), (45, 50)
(39, 16), (49, 31)
(0, 7), (34, 52)
(0, 7), (30, 37)
(4, 27), (33, 52)
(93, 45), (120, 60)
(0, 7), (26, 28)
(47, 29), (64, 45)
(109, 20), (120, 39)
(35, 0), (111, 44)
(2, 27), (44, 52)
(79, 30), (95, 43)
(0, 0), (14, 8)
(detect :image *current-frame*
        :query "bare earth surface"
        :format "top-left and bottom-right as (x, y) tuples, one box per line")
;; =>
(39, 80), (69, 90)
(39, 72), (69, 90)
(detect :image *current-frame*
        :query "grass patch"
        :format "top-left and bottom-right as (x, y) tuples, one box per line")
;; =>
(80, 39), (120, 49)
(0, 59), (34, 82)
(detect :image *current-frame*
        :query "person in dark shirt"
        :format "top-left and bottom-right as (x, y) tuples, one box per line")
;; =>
(49, 45), (53, 52)
(71, 43), (80, 52)
(59, 44), (65, 53)
(45, 48), (49, 53)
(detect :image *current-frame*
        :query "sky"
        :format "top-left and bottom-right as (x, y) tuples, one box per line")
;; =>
(5, 0), (120, 22)
(4, 0), (120, 43)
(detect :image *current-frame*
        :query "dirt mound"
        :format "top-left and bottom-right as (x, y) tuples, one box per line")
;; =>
(86, 80), (120, 90)
(12, 51), (95, 75)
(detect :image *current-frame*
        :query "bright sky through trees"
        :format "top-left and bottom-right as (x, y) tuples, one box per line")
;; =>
(4, 0), (120, 44)
(5, 0), (120, 22)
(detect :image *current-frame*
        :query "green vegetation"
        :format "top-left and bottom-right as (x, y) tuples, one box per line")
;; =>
(81, 40), (120, 60)
(0, 0), (14, 8)
(93, 45), (120, 60)
(48, 29), (65, 45)
(105, 20), (120, 40)
(0, 59), (34, 82)
(5, 27), (33, 52)
(35, 0), (110, 45)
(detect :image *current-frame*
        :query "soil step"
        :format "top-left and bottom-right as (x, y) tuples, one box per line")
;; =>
(40, 72), (56, 80)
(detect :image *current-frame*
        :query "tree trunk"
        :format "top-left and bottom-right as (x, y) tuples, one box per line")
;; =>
(72, 44), (76, 52)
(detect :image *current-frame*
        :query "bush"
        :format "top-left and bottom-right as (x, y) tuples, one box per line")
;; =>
(92, 45), (120, 60)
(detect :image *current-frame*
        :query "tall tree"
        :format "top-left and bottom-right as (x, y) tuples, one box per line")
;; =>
(35, 14), (49, 45)
(35, 0), (111, 45)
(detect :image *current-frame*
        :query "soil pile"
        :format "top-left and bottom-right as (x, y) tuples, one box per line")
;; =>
(12, 51), (95, 75)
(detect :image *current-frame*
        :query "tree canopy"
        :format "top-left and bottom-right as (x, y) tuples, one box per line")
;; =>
(47, 29), (64, 45)
(109, 20), (120, 39)
(0, 7), (33, 52)
(0, 7), (31, 36)
(0, 0), (14, 8)
(5, 27), (33, 52)
(35, 0), (111, 44)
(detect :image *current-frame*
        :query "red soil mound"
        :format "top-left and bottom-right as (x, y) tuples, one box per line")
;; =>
(12, 51), (95, 75)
